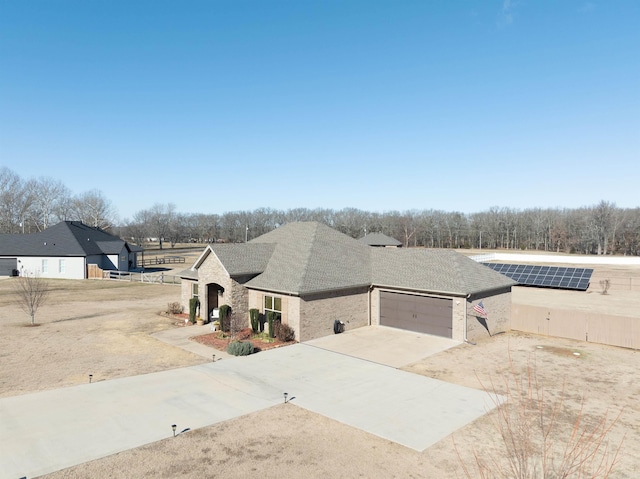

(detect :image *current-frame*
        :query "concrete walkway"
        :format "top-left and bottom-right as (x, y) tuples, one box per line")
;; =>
(0, 344), (500, 479)
(151, 324), (233, 360)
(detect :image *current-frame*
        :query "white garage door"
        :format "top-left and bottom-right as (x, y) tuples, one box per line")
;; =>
(380, 291), (452, 338)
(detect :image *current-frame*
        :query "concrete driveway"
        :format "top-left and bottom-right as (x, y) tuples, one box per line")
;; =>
(305, 325), (462, 367)
(0, 344), (499, 479)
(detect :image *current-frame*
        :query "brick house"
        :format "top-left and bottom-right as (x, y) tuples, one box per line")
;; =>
(180, 222), (515, 342)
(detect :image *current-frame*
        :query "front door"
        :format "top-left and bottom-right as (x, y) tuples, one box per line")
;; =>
(207, 284), (219, 319)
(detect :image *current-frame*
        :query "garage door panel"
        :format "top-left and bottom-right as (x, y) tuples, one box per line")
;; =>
(380, 291), (452, 338)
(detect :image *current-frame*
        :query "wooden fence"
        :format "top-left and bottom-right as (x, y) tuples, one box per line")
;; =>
(138, 255), (186, 267)
(512, 304), (640, 350)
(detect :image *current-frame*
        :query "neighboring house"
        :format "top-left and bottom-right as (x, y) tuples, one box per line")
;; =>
(180, 222), (515, 342)
(359, 232), (402, 247)
(0, 221), (140, 279)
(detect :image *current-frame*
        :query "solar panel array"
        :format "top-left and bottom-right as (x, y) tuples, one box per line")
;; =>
(483, 263), (593, 291)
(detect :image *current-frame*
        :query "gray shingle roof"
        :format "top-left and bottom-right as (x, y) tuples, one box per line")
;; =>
(246, 222), (371, 294)
(187, 222), (515, 296)
(0, 221), (129, 257)
(371, 248), (516, 296)
(359, 232), (402, 247)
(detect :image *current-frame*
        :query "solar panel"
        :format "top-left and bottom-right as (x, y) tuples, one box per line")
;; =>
(483, 263), (593, 291)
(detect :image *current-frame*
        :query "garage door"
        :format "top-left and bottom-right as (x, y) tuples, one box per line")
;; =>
(0, 258), (18, 277)
(380, 291), (452, 338)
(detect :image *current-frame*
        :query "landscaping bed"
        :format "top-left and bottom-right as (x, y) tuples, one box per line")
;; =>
(192, 327), (295, 353)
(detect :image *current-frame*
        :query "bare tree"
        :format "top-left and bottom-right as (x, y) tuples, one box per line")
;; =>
(72, 189), (117, 229)
(0, 167), (33, 233)
(27, 177), (71, 231)
(12, 272), (50, 325)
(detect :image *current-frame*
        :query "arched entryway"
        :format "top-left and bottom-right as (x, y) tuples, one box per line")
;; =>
(207, 283), (224, 320)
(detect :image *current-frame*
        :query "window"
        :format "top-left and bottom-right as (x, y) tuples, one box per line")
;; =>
(41, 259), (48, 273)
(192, 283), (199, 299)
(59, 259), (65, 273)
(264, 295), (282, 321)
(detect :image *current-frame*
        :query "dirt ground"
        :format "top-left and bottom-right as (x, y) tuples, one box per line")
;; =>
(0, 261), (638, 478)
(0, 279), (206, 398)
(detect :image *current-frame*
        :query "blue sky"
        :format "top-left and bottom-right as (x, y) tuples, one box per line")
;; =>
(1, 0), (638, 221)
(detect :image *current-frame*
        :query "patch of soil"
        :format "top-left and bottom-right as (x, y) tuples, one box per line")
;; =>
(193, 328), (295, 353)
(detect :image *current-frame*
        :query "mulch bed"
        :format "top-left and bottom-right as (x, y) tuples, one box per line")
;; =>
(192, 328), (295, 353)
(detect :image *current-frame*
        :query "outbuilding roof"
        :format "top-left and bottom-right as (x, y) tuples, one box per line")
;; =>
(359, 232), (402, 247)
(185, 222), (515, 297)
(0, 221), (130, 257)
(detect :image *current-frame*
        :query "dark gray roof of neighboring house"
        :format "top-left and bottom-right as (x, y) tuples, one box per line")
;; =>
(186, 221), (515, 296)
(246, 222), (372, 295)
(371, 248), (517, 296)
(359, 232), (402, 247)
(0, 221), (129, 257)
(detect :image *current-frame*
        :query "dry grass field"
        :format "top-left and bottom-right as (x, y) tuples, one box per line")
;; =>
(0, 260), (638, 478)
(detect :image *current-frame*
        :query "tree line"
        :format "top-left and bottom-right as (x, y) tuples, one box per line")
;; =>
(117, 202), (639, 256)
(2, 167), (638, 255)
(0, 167), (115, 232)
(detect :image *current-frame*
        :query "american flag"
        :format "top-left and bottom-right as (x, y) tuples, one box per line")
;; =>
(473, 301), (487, 317)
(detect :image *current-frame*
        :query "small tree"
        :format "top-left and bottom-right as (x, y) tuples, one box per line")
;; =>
(218, 304), (231, 332)
(249, 308), (260, 333)
(13, 272), (50, 325)
(267, 311), (276, 338)
(456, 352), (623, 479)
(229, 311), (247, 339)
(188, 297), (199, 324)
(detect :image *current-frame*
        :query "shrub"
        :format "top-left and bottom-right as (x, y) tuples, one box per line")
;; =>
(167, 302), (183, 315)
(189, 297), (200, 324)
(249, 308), (260, 333)
(276, 322), (295, 342)
(218, 304), (231, 332)
(267, 311), (276, 338)
(226, 341), (253, 356)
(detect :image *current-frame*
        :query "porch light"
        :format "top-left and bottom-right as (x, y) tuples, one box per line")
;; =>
(172, 424), (177, 437)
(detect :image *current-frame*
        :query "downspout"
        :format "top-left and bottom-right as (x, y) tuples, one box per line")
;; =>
(464, 293), (476, 345)
(368, 286), (372, 326)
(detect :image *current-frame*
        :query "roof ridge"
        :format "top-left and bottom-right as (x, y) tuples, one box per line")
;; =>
(295, 222), (319, 292)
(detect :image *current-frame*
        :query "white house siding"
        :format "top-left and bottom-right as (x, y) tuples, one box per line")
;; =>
(16, 256), (86, 280)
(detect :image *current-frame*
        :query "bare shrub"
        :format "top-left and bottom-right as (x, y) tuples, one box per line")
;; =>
(600, 279), (610, 295)
(457, 352), (623, 479)
(167, 302), (183, 315)
(276, 322), (296, 342)
(12, 272), (50, 325)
